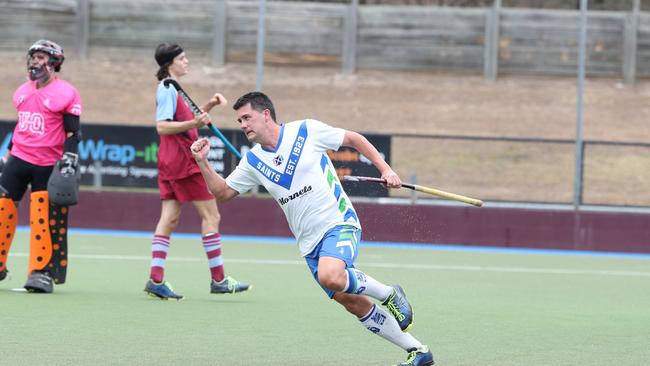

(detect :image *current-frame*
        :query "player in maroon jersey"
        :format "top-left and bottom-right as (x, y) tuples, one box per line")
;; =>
(143, 43), (250, 300)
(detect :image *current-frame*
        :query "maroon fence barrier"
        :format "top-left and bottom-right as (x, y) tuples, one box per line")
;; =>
(15, 191), (650, 254)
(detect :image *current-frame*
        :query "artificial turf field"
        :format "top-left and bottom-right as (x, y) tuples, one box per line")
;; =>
(1, 229), (649, 366)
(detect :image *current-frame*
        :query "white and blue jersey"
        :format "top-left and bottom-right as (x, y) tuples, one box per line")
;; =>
(225, 119), (360, 256)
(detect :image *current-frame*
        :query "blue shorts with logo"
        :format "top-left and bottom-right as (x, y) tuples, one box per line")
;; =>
(305, 224), (361, 298)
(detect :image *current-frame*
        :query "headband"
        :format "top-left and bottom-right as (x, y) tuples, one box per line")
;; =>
(155, 45), (183, 66)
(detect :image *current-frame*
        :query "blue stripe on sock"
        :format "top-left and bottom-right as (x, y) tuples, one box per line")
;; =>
(208, 256), (223, 267)
(359, 304), (376, 322)
(345, 268), (358, 294)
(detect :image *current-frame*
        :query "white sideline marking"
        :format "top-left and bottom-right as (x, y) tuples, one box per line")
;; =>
(9, 252), (650, 277)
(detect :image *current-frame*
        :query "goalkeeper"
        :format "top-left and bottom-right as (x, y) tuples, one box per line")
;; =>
(0, 39), (82, 294)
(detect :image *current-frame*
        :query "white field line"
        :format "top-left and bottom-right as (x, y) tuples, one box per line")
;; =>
(9, 252), (650, 277)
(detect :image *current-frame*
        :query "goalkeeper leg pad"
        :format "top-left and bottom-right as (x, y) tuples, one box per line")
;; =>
(0, 194), (18, 277)
(28, 191), (69, 284)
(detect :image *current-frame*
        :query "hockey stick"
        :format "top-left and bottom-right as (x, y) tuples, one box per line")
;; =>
(342, 175), (484, 207)
(163, 79), (241, 159)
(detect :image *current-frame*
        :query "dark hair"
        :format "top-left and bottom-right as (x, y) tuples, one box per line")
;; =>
(232, 92), (276, 122)
(154, 43), (183, 81)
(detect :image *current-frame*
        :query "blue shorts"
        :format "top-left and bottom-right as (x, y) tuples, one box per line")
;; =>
(305, 224), (361, 298)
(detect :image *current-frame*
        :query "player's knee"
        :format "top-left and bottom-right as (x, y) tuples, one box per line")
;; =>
(165, 215), (181, 229)
(318, 269), (346, 291)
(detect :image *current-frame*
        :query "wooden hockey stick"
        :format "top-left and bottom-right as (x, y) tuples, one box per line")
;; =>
(342, 175), (483, 207)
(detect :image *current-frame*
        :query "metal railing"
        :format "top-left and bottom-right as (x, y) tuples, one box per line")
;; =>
(389, 133), (650, 208)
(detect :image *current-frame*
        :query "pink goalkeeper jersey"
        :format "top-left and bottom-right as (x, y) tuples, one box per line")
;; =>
(11, 77), (82, 166)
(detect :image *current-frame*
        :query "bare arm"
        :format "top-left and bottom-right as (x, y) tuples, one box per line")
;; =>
(341, 130), (401, 188)
(158, 94), (227, 135)
(156, 112), (209, 135)
(190, 137), (239, 202)
(201, 93), (227, 114)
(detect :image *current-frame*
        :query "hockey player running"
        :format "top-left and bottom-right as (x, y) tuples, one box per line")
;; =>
(190, 91), (434, 366)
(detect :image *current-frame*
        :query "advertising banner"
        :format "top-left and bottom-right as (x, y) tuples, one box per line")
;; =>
(0, 121), (242, 189)
(329, 134), (392, 197)
(0, 121), (390, 196)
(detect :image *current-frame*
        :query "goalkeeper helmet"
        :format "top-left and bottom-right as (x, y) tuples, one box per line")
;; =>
(27, 39), (65, 72)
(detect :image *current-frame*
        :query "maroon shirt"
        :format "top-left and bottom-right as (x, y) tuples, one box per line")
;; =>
(157, 91), (201, 180)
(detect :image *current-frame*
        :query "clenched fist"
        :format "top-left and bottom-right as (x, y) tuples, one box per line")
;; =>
(191, 137), (210, 162)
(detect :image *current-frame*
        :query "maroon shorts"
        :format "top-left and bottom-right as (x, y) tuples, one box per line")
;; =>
(158, 173), (214, 202)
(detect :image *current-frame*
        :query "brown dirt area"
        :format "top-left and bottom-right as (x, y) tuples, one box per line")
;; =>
(2, 51), (649, 205)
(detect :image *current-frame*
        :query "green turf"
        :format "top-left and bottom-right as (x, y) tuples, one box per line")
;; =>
(1, 232), (649, 365)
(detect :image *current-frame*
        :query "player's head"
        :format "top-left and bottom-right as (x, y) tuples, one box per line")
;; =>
(155, 43), (184, 81)
(26, 39), (64, 81)
(233, 92), (276, 122)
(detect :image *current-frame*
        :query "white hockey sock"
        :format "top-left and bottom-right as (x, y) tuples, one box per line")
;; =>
(344, 268), (393, 301)
(359, 304), (424, 351)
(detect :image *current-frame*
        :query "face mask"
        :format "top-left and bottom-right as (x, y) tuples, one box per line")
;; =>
(28, 64), (50, 82)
